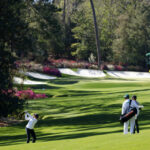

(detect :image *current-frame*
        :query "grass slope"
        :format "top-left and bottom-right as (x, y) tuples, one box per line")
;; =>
(0, 76), (150, 150)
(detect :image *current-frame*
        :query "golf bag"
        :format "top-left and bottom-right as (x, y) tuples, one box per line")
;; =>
(120, 107), (137, 123)
(119, 100), (137, 124)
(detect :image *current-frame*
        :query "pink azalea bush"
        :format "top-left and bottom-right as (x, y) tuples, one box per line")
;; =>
(43, 66), (61, 77)
(15, 59), (146, 72)
(15, 89), (47, 100)
(48, 58), (98, 69)
(115, 65), (125, 71)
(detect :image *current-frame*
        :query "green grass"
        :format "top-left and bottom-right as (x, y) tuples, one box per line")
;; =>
(1, 76), (150, 150)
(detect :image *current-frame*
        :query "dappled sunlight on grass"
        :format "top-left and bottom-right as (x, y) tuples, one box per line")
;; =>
(1, 77), (150, 150)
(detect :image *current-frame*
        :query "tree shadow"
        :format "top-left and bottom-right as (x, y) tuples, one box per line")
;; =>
(49, 79), (78, 85)
(37, 129), (123, 142)
(27, 84), (61, 90)
(0, 134), (25, 146)
(55, 90), (102, 97)
(38, 111), (121, 127)
(1, 101), (150, 147)
(1, 84), (150, 147)
(109, 88), (150, 95)
(0, 128), (123, 147)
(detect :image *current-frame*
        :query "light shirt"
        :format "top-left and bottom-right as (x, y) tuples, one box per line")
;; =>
(122, 99), (139, 116)
(25, 113), (37, 129)
(134, 100), (143, 119)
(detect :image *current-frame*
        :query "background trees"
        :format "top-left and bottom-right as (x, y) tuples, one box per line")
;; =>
(0, 0), (28, 54)
(71, 0), (150, 67)
(1, 0), (150, 117)
(1, 0), (150, 66)
(24, 0), (64, 60)
(112, 0), (150, 66)
(0, 0), (26, 117)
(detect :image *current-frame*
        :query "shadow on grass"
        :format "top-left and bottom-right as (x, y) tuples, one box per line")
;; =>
(26, 84), (61, 90)
(110, 88), (150, 95)
(1, 90), (150, 147)
(0, 128), (123, 146)
(37, 129), (123, 142)
(0, 134), (26, 146)
(27, 76), (79, 85)
(55, 90), (102, 97)
(37, 109), (122, 127)
(1, 102), (150, 147)
(27, 101), (150, 130)
(0, 108), (122, 147)
(49, 79), (78, 85)
(27, 76), (52, 82)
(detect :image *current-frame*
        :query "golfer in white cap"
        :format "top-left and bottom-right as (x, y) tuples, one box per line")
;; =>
(122, 94), (139, 134)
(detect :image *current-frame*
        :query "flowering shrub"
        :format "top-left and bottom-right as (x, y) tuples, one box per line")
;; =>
(48, 59), (98, 69)
(16, 59), (146, 72)
(15, 89), (47, 100)
(43, 66), (61, 77)
(0, 89), (25, 117)
(15, 60), (43, 72)
(15, 59), (99, 72)
(115, 65), (124, 71)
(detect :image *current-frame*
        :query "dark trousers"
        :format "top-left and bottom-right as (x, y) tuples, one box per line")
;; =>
(134, 119), (139, 133)
(26, 128), (36, 143)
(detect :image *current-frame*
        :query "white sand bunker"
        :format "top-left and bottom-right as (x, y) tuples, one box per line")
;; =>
(59, 68), (150, 79)
(107, 71), (150, 79)
(14, 77), (46, 85)
(24, 72), (56, 80)
(59, 68), (106, 78)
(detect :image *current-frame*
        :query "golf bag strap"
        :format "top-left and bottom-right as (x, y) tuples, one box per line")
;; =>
(129, 100), (132, 107)
(125, 100), (132, 114)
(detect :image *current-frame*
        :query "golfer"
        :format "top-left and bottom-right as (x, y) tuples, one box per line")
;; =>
(132, 95), (144, 133)
(122, 94), (139, 134)
(25, 112), (39, 143)
(131, 95), (140, 133)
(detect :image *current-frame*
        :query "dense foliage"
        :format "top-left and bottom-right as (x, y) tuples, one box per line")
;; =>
(1, 0), (150, 66)
(0, 50), (25, 117)
(0, 0), (26, 117)
(1, 0), (150, 117)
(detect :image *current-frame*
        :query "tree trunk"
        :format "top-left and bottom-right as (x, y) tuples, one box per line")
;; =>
(63, 0), (67, 52)
(90, 0), (101, 68)
(63, 0), (66, 24)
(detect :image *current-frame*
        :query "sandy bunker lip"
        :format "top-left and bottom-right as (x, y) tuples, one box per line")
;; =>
(107, 71), (150, 79)
(13, 69), (150, 85)
(13, 77), (47, 85)
(14, 72), (57, 85)
(23, 72), (56, 80)
(59, 68), (150, 79)
(58, 68), (106, 78)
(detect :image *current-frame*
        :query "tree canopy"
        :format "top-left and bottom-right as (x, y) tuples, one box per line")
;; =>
(1, 0), (150, 117)
(1, 0), (150, 66)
